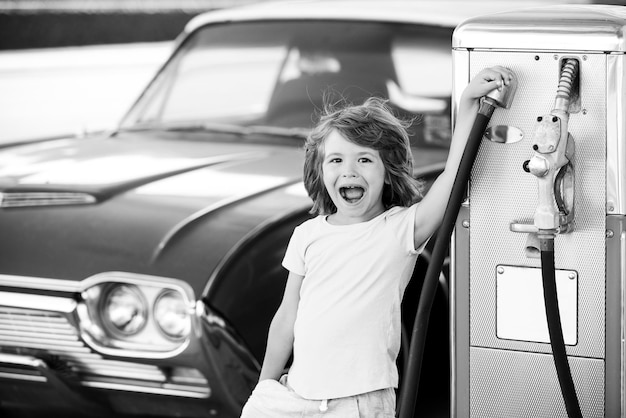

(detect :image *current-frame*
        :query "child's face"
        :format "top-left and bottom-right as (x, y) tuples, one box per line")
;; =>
(322, 129), (386, 224)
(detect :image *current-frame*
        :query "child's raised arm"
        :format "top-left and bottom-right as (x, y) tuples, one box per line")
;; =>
(412, 66), (514, 249)
(258, 271), (303, 382)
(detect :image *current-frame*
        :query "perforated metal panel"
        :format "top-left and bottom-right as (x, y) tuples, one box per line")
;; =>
(469, 51), (606, 356)
(470, 348), (605, 418)
(465, 51), (607, 415)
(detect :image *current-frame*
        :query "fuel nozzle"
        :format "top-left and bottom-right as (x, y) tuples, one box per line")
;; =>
(479, 72), (518, 118)
(523, 58), (578, 233)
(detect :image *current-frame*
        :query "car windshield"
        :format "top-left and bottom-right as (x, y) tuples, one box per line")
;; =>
(120, 20), (453, 148)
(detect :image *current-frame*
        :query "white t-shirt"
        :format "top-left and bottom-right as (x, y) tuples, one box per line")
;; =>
(281, 204), (425, 400)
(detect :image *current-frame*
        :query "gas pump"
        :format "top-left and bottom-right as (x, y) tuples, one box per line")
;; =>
(450, 5), (626, 418)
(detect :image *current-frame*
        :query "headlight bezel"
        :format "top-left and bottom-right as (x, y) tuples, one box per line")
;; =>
(79, 272), (198, 359)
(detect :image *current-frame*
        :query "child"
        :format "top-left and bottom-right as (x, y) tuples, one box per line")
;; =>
(241, 66), (513, 417)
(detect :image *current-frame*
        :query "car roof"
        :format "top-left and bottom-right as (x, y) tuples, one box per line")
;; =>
(185, 0), (588, 33)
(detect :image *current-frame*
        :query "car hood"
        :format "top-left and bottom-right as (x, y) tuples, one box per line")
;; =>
(0, 131), (311, 293)
(0, 132), (302, 198)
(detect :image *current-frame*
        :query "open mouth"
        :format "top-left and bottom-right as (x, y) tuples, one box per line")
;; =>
(340, 186), (365, 203)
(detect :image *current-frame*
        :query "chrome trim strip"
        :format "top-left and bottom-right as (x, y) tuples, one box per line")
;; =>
(0, 353), (48, 382)
(0, 323), (74, 335)
(81, 367), (165, 382)
(0, 192), (96, 208)
(79, 357), (159, 369)
(81, 380), (210, 399)
(0, 371), (46, 382)
(0, 291), (77, 313)
(0, 352), (46, 368)
(0, 272), (196, 302)
(607, 54), (626, 215)
(0, 274), (81, 292)
(2, 329), (78, 340)
(621, 228), (626, 416)
(1, 341), (90, 352)
(450, 48), (470, 418)
(450, 227), (458, 418)
(81, 271), (195, 302)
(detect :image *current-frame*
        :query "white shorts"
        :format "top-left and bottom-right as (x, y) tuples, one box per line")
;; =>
(240, 375), (396, 418)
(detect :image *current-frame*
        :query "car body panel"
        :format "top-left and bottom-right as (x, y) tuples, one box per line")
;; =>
(0, 132), (308, 290)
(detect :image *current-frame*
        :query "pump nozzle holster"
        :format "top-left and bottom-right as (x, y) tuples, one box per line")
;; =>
(527, 111), (575, 231)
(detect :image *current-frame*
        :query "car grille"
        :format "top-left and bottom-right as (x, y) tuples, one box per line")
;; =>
(0, 306), (210, 398)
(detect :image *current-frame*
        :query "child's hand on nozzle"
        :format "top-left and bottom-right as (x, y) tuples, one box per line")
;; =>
(461, 66), (515, 107)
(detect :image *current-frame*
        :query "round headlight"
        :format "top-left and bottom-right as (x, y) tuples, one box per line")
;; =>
(102, 284), (147, 336)
(154, 290), (191, 340)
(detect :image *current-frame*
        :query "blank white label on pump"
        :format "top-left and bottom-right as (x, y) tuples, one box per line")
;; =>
(496, 265), (578, 345)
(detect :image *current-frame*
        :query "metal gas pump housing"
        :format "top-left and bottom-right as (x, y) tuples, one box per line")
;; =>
(451, 5), (626, 417)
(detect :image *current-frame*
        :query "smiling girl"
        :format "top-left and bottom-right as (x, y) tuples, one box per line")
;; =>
(240, 66), (513, 417)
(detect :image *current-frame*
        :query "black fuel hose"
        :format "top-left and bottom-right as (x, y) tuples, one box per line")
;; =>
(397, 99), (496, 418)
(540, 236), (583, 418)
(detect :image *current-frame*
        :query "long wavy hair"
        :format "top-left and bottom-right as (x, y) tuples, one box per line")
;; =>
(304, 96), (424, 215)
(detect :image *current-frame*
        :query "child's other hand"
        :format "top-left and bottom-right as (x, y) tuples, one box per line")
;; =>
(461, 66), (514, 104)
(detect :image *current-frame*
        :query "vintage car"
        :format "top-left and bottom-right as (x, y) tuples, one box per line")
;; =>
(0, 1), (542, 417)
